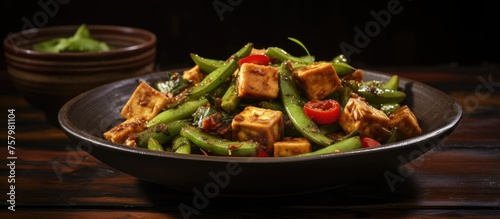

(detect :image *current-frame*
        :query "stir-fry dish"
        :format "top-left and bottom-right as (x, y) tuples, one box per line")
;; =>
(103, 40), (422, 157)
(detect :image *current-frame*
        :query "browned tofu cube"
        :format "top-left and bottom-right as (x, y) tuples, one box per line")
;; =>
(339, 98), (391, 142)
(342, 69), (364, 82)
(120, 81), (169, 121)
(183, 65), (205, 85)
(232, 106), (284, 154)
(237, 63), (279, 100)
(273, 137), (312, 157)
(103, 117), (145, 144)
(293, 62), (343, 100)
(388, 105), (422, 141)
(250, 48), (267, 56)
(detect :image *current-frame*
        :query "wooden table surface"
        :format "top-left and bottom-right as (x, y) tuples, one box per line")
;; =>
(1, 67), (499, 218)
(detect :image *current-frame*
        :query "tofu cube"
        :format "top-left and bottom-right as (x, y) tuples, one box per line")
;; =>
(237, 63), (279, 100)
(183, 65), (205, 85)
(339, 98), (391, 142)
(273, 137), (312, 157)
(293, 62), (342, 100)
(388, 105), (422, 141)
(103, 117), (146, 144)
(120, 81), (169, 121)
(250, 48), (267, 56)
(232, 106), (284, 154)
(342, 69), (364, 82)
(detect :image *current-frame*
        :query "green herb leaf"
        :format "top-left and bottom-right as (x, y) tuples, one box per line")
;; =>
(155, 72), (190, 95)
(33, 24), (110, 53)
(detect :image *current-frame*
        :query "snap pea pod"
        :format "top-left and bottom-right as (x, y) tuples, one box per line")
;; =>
(332, 62), (356, 77)
(266, 47), (308, 64)
(188, 59), (237, 100)
(180, 124), (259, 156)
(134, 119), (190, 148)
(147, 138), (164, 151)
(299, 136), (362, 156)
(382, 75), (400, 90)
(190, 53), (226, 73)
(190, 43), (253, 73)
(220, 77), (240, 113)
(377, 103), (401, 115)
(209, 79), (231, 98)
(258, 100), (284, 112)
(357, 86), (406, 104)
(318, 122), (342, 136)
(172, 136), (192, 154)
(231, 42), (253, 59)
(343, 80), (406, 104)
(334, 129), (361, 142)
(338, 87), (352, 107)
(278, 61), (334, 147)
(147, 98), (208, 127)
(332, 54), (348, 63)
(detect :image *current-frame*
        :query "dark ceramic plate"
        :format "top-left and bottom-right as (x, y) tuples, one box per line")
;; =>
(59, 70), (462, 197)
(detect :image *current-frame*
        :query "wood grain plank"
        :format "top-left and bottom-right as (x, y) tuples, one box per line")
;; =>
(2, 144), (499, 209)
(0, 208), (499, 219)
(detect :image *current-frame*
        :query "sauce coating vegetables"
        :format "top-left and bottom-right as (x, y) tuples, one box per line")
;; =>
(103, 40), (422, 157)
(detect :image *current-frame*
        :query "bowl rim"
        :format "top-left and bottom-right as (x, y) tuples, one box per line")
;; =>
(3, 24), (157, 57)
(58, 70), (463, 164)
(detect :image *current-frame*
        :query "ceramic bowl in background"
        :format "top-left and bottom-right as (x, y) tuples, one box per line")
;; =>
(3, 25), (157, 125)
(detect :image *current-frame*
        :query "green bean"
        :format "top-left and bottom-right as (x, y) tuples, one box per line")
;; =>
(291, 62), (308, 70)
(357, 87), (406, 104)
(134, 120), (190, 148)
(180, 124), (259, 156)
(147, 98), (208, 127)
(147, 138), (164, 151)
(338, 87), (352, 107)
(318, 122), (342, 136)
(334, 129), (361, 142)
(266, 47), (307, 64)
(190, 53), (226, 73)
(332, 62), (356, 77)
(258, 100), (284, 112)
(188, 59), (237, 100)
(232, 42), (253, 59)
(332, 54), (348, 63)
(209, 79), (231, 98)
(278, 61), (334, 147)
(382, 75), (400, 90)
(299, 136), (362, 156)
(220, 77), (240, 113)
(378, 103), (401, 115)
(172, 136), (192, 154)
(190, 43), (253, 73)
(342, 80), (406, 105)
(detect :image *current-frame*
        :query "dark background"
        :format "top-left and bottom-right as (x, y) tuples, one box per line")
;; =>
(2, 0), (499, 70)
